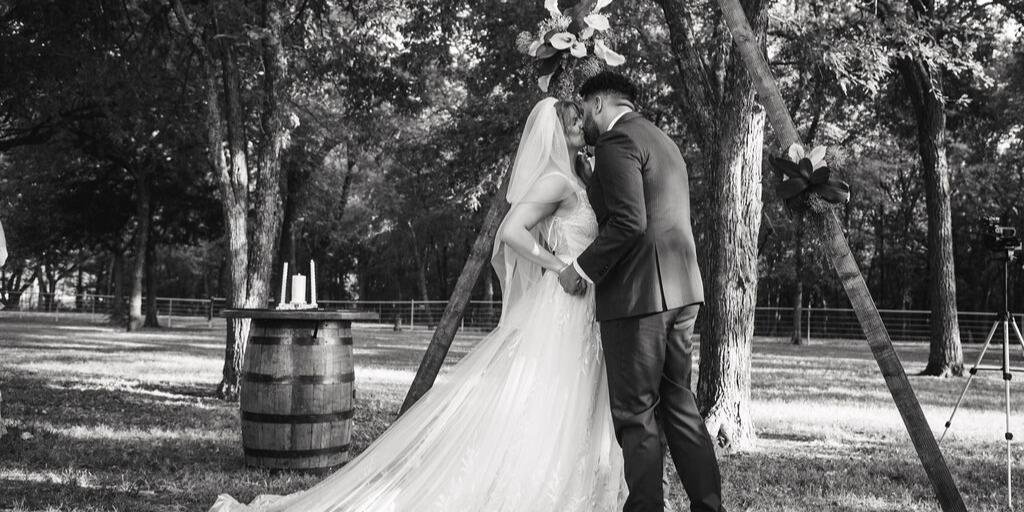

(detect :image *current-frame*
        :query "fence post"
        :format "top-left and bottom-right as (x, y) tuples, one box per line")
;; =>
(168, 298), (174, 328)
(806, 306), (812, 343)
(410, 299), (415, 329)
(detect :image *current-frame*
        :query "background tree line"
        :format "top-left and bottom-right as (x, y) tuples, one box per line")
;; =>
(1, 0), (1021, 445)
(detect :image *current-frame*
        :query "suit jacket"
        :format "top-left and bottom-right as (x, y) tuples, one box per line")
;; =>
(577, 112), (704, 322)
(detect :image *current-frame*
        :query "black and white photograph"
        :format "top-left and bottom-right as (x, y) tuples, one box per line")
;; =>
(1, 0), (1023, 510)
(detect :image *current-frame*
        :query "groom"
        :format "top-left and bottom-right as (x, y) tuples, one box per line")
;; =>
(558, 72), (724, 512)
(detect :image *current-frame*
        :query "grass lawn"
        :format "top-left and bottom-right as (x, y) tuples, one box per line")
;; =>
(2, 315), (1024, 511)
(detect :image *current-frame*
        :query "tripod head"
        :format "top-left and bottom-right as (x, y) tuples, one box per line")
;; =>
(981, 217), (1022, 263)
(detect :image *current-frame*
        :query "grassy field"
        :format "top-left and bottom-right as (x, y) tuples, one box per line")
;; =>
(2, 315), (1024, 511)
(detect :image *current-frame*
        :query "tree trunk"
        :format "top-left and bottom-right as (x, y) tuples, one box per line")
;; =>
(144, 224), (160, 328)
(217, 40), (252, 399)
(899, 58), (963, 377)
(792, 217), (805, 345)
(248, 0), (288, 313)
(111, 250), (127, 324)
(128, 170), (151, 332)
(658, 0), (766, 452)
(696, 53), (765, 451)
(75, 268), (85, 311)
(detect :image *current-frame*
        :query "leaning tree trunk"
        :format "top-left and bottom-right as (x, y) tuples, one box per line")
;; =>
(899, 58), (962, 377)
(696, 56), (765, 451)
(714, 0), (966, 508)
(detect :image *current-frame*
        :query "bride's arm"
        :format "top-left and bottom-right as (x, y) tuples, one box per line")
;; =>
(498, 174), (574, 273)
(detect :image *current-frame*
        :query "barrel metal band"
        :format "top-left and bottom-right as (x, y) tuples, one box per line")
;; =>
(249, 335), (353, 346)
(243, 444), (350, 459)
(242, 372), (355, 385)
(241, 409), (354, 423)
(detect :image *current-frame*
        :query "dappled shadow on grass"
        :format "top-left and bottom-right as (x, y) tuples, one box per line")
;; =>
(7, 319), (1024, 510)
(707, 435), (1024, 511)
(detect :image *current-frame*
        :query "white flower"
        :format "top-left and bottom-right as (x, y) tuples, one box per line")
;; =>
(594, 0), (613, 13)
(787, 143), (828, 169)
(528, 40), (542, 57)
(594, 39), (625, 66)
(549, 32), (576, 50)
(545, 0), (561, 19)
(539, 73), (554, 92)
(786, 143), (805, 162)
(570, 41), (587, 58)
(584, 13), (610, 32)
(808, 145), (827, 169)
(580, 25), (596, 41)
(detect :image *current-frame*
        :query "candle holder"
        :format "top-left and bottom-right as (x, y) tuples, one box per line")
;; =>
(275, 260), (319, 310)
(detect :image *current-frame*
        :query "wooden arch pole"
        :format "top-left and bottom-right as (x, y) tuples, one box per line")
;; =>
(714, 1), (966, 510)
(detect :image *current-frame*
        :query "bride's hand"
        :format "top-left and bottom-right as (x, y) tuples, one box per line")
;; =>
(575, 151), (594, 183)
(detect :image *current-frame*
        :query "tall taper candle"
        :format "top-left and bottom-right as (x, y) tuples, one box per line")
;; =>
(310, 260), (317, 306)
(279, 262), (289, 305)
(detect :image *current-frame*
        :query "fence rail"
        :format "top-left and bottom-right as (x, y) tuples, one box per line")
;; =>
(0, 292), (1018, 342)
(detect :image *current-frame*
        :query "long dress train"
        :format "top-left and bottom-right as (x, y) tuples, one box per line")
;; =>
(209, 186), (626, 511)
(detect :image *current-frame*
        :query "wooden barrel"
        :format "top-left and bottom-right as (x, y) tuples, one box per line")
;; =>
(239, 319), (355, 472)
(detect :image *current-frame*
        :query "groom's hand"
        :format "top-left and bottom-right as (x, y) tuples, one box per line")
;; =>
(558, 264), (587, 296)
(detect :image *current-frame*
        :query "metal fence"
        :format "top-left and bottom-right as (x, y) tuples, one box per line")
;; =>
(0, 292), (1018, 342)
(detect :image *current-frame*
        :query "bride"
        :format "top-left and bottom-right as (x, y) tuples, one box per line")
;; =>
(209, 97), (627, 511)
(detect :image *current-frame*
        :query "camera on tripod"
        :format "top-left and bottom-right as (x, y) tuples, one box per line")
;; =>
(980, 217), (1022, 258)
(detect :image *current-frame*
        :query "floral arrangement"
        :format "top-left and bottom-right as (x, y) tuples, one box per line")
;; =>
(768, 143), (850, 213)
(516, 0), (625, 97)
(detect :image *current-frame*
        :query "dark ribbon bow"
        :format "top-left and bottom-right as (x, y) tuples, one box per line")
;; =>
(768, 153), (850, 211)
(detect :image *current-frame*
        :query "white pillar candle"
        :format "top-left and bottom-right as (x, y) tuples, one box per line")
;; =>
(291, 274), (307, 305)
(310, 260), (318, 306)
(279, 262), (289, 306)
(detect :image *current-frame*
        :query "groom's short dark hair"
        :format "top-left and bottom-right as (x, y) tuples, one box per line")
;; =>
(580, 71), (638, 106)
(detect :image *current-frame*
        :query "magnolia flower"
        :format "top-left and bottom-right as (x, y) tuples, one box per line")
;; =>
(594, 39), (625, 66)
(545, 0), (561, 19)
(539, 73), (554, 92)
(528, 40), (542, 57)
(770, 143), (850, 210)
(787, 143), (827, 170)
(581, 0), (613, 40)
(549, 32), (577, 50)
(584, 13), (610, 32)
(570, 40), (587, 58)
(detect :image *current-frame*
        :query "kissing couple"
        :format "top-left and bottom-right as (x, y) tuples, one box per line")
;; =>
(210, 71), (725, 512)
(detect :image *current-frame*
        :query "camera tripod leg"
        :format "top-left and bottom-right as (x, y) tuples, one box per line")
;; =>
(1003, 319), (1015, 509)
(940, 320), (1001, 442)
(1010, 315), (1024, 356)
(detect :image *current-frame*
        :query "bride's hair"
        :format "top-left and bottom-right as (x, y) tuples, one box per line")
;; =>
(554, 99), (582, 136)
(553, 100), (589, 181)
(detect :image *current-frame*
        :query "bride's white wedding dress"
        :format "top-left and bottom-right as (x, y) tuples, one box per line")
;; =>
(209, 182), (628, 511)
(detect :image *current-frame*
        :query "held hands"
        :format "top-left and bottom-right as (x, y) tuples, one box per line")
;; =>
(557, 263), (588, 296)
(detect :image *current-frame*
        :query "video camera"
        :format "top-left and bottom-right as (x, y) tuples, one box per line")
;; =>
(981, 217), (1022, 257)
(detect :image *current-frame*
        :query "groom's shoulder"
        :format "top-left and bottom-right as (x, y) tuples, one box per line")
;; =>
(599, 113), (643, 140)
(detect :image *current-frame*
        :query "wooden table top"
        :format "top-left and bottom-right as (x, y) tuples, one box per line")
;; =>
(221, 309), (380, 321)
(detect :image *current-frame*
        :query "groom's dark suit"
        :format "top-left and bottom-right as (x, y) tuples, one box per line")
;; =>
(576, 112), (723, 512)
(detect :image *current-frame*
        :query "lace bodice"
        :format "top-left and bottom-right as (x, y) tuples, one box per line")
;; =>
(542, 186), (598, 261)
